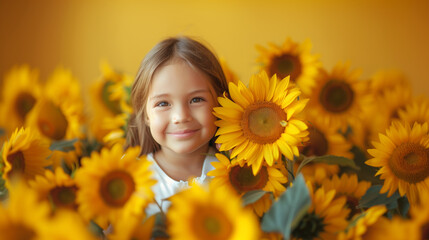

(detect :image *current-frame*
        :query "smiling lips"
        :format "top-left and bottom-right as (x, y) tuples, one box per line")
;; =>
(168, 129), (199, 138)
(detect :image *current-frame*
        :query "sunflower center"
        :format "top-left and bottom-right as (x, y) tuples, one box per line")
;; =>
(346, 196), (360, 219)
(302, 126), (328, 156)
(37, 100), (68, 140)
(241, 102), (286, 144)
(193, 206), (233, 240)
(292, 212), (325, 239)
(319, 80), (354, 113)
(15, 92), (36, 121)
(6, 151), (25, 179)
(100, 170), (135, 207)
(269, 54), (302, 81)
(229, 165), (269, 193)
(389, 142), (429, 183)
(3, 223), (37, 240)
(49, 186), (78, 209)
(101, 80), (122, 114)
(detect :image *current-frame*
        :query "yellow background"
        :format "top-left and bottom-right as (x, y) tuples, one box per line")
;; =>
(1, 0), (428, 95)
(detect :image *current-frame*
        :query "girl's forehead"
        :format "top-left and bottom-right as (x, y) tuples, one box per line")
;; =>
(148, 60), (216, 97)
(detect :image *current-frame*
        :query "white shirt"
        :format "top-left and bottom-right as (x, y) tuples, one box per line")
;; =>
(145, 147), (218, 216)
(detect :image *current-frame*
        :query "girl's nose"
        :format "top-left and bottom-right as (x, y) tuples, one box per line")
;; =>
(172, 105), (192, 124)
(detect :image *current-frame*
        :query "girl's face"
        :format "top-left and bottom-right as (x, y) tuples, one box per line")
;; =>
(145, 60), (218, 155)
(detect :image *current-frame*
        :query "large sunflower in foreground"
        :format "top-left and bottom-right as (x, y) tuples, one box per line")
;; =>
(29, 167), (79, 212)
(410, 190), (429, 239)
(321, 173), (371, 219)
(0, 65), (41, 137)
(167, 183), (260, 240)
(306, 63), (371, 131)
(75, 144), (156, 228)
(292, 183), (349, 240)
(213, 71), (309, 174)
(1, 127), (51, 187)
(208, 153), (287, 216)
(256, 37), (321, 95)
(366, 121), (429, 205)
(0, 180), (51, 239)
(109, 212), (154, 240)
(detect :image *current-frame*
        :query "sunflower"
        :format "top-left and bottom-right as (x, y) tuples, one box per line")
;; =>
(0, 180), (51, 239)
(292, 182), (350, 240)
(0, 65), (41, 137)
(366, 121), (429, 205)
(102, 113), (129, 147)
(409, 190), (429, 239)
(368, 70), (411, 100)
(306, 62), (371, 131)
(321, 173), (371, 219)
(213, 71), (309, 174)
(25, 96), (83, 141)
(1, 127), (51, 188)
(39, 210), (97, 240)
(398, 97), (429, 126)
(88, 61), (132, 142)
(28, 167), (79, 212)
(256, 37), (321, 95)
(75, 144), (156, 228)
(337, 205), (387, 240)
(167, 182), (260, 240)
(295, 116), (353, 181)
(109, 212), (155, 240)
(208, 153), (287, 216)
(220, 57), (239, 84)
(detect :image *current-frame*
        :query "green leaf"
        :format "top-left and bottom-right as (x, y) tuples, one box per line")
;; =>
(242, 190), (269, 206)
(152, 212), (169, 239)
(49, 138), (78, 152)
(0, 128), (4, 137)
(261, 174), (311, 239)
(359, 185), (401, 209)
(296, 155), (359, 174)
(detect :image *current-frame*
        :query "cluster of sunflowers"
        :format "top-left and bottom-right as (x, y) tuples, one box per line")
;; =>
(1, 37), (429, 240)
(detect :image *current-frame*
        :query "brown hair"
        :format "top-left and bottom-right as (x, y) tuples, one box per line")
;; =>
(125, 36), (228, 155)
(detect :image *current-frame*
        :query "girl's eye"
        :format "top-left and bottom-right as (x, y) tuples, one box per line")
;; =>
(190, 97), (204, 103)
(156, 101), (169, 107)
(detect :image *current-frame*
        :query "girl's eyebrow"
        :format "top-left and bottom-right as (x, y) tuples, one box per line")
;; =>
(149, 89), (211, 101)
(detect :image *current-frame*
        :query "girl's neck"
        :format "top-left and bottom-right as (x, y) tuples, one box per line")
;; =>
(154, 145), (210, 181)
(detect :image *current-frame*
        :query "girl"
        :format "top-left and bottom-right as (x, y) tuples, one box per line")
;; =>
(125, 36), (228, 216)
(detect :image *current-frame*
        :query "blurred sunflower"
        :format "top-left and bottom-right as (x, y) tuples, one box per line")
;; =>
(213, 71), (309, 174)
(1, 127), (51, 187)
(398, 97), (429, 126)
(321, 173), (371, 219)
(306, 63), (371, 131)
(256, 38), (321, 94)
(368, 70), (411, 99)
(0, 180), (51, 239)
(167, 182), (260, 240)
(29, 167), (78, 212)
(39, 210), (97, 240)
(0, 65), (41, 137)
(410, 190), (429, 239)
(220, 58), (239, 84)
(109, 212), (155, 240)
(377, 85), (413, 125)
(75, 144), (156, 228)
(292, 183), (350, 240)
(300, 119), (352, 158)
(25, 97), (83, 141)
(208, 153), (287, 216)
(89, 62), (132, 142)
(366, 121), (429, 204)
(359, 215), (418, 240)
(337, 205), (387, 240)
(102, 113), (129, 147)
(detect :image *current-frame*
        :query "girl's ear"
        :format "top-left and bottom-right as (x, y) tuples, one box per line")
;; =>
(144, 115), (150, 125)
